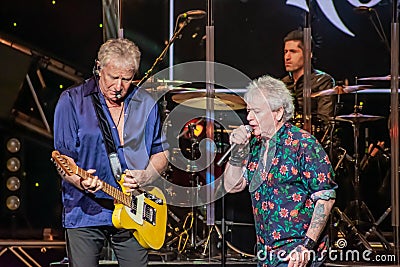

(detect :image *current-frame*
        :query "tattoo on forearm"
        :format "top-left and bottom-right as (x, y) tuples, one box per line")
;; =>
(309, 203), (327, 230)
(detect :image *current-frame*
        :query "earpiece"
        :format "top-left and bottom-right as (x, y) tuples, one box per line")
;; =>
(92, 60), (101, 77)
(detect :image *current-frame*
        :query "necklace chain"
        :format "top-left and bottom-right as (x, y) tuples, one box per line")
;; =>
(110, 103), (124, 128)
(116, 105), (123, 127)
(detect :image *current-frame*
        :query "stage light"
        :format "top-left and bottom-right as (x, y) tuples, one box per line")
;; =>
(99, 23), (103, 28)
(13, 22), (17, 27)
(6, 157), (21, 172)
(6, 138), (21, 153)
(6, 196), (20, 211)
(6, 176), (21, 191)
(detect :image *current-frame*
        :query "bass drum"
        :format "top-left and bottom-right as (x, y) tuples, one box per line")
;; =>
(214, 190), (257, 257)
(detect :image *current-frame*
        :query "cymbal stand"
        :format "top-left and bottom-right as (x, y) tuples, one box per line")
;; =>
(345, 102), (374, 221)
(187, 123), (202, 255)
(356, 206), (393, 251)
(325, 95), (344, 161)
(337, 103), (375, 251)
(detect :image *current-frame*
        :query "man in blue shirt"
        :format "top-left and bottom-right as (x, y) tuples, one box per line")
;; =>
(53, 38), (169, 266)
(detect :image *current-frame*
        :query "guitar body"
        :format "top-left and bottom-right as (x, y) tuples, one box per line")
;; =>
(51, 150), (167, 250)
(112, 186), (167, 250)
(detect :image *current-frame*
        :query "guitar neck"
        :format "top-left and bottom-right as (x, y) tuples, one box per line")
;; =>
(76, 167), (131, 207)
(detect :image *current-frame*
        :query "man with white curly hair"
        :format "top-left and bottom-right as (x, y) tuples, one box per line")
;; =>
(224, 75), (337, 267)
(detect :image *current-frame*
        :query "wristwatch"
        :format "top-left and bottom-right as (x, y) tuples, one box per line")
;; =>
(302, 236), (317, 250)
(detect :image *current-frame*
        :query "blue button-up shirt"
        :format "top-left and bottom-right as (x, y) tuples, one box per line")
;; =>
(53, 77), (167, 228)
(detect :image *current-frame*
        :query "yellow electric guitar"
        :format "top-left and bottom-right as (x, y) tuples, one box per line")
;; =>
(51, 150), (167, 250)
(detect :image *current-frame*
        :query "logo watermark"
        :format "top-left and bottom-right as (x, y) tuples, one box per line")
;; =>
(256, 239), (396, 263)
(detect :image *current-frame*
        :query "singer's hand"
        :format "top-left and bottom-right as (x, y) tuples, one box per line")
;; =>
(230, 125), (252, 146)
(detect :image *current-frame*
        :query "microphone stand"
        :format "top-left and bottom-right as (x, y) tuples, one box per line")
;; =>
(368, 9), (391, 53)
(136, 16), (190, 87)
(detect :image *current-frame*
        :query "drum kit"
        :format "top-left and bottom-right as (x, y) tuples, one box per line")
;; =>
(142, 77), (393, 257)
(144, 82), (252, 258)
(311, 79), (393, 252)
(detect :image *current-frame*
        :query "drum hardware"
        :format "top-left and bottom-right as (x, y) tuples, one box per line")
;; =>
(199, 223), (256, 259)
(164, 205), (210, 254)
(359, 141), (386, 172)
(164, 209), (183, 249)
(172, 122), (206, 257)
(333, 147), (353, 172)
(212, 224), (256, 258)
(332, 207), (373, 251)
(177, 212), (194, 254)
(332, 105), (386, 251)
(356, 206), (392, 251)
(339, 112), (384, 221)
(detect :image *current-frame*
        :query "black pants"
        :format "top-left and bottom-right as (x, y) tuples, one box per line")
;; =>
(66, 226), (148, 267)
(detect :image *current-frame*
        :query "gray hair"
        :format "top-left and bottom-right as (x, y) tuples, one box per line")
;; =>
(244, 75), (294, 122)
(97, 38), (141, 73)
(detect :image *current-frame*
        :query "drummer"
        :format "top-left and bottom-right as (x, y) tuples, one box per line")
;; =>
(282, 29), (336, 127)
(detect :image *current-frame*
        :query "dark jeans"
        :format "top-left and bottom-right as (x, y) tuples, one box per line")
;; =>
(66, 226), (148, 267)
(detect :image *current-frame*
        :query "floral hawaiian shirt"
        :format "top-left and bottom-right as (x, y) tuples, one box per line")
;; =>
(244, 123), (337, 267)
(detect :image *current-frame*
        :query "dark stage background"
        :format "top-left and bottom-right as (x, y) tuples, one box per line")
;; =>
(0, 0), (395, 247)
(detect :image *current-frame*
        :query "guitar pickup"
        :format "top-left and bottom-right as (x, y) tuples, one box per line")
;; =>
(143, 191), (163, 205)
(143, 203), (156, 225)
(130, 195), (158, 226)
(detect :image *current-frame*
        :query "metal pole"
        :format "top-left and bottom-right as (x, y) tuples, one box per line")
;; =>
(391, 0), (400, 264)
(117, 0), (123, 38)
(302, 1), (312, 133)
(205, 0), (217, 262)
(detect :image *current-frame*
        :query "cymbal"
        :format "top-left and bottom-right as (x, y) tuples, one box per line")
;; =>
(311, 85), (372, 97)
(358, 75), (398, 81)
(172, 92), (246, 110)
(145, 86), (197, 94)
(335, 113), (384, 124)
(134, 79), (189, 89)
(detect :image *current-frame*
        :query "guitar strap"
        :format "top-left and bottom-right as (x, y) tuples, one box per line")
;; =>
(91, 93), (123, 181)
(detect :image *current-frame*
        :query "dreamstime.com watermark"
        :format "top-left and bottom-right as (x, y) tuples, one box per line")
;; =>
(256, 238), (396, 263)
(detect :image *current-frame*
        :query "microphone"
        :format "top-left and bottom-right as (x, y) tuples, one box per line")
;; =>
(115, 90), (122, 99)
(216, 125), (253, 167)
(353, 6), (374, 14)
(179, 10), (206, 20)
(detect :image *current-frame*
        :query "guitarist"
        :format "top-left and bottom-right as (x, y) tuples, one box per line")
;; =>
(53, 38), (169, 267)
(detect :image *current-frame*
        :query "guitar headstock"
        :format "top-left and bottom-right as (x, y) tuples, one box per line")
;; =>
(51, 150), (76, 176)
